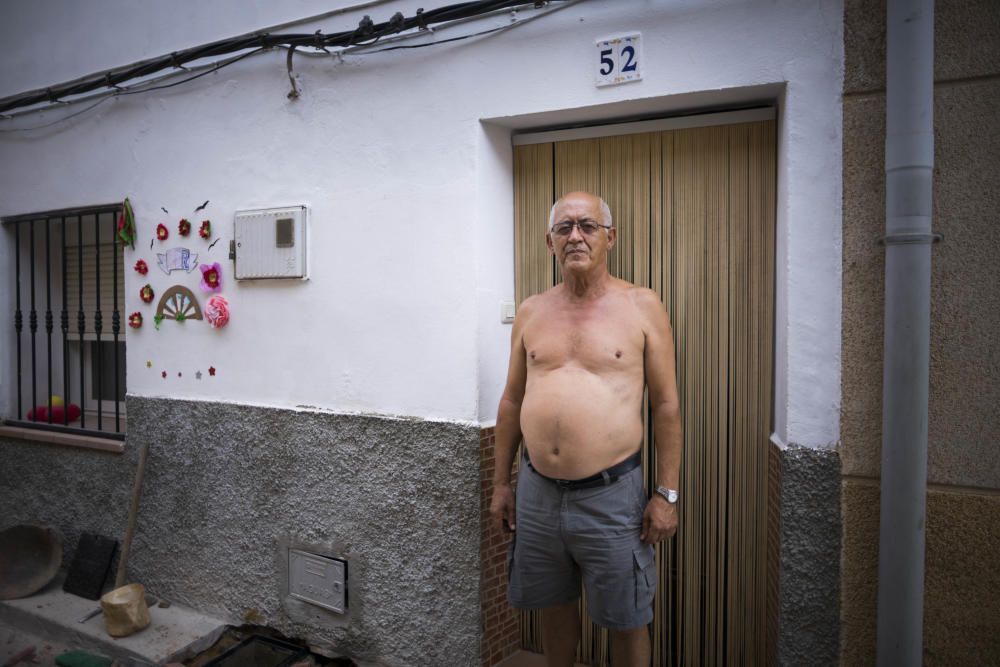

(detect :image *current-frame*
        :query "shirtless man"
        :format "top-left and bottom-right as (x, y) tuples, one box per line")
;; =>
(490, 191), (682, 666)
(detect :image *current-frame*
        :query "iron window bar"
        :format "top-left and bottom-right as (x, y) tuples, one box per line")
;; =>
(4, 203), (126, 440)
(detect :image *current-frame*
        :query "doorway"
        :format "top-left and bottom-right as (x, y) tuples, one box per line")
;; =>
(512, 109), (776, 666)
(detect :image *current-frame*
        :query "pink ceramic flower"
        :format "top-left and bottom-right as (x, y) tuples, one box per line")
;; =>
(204, 295), (229, 329)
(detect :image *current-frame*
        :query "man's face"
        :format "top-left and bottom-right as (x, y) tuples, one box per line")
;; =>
(546, 194), (616, 272)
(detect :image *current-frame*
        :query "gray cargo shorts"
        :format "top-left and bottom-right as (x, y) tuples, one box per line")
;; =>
(507, 457), (657, 630)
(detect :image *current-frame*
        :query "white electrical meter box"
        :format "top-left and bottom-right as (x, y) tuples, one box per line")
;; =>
(288, 549), (347, 613)
(233, 205), (308, 279)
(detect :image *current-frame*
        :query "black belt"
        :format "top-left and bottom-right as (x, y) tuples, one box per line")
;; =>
(523, 449), (642, 490)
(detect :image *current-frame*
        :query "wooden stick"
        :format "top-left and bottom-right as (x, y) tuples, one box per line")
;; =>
(115, 438), (150, 588)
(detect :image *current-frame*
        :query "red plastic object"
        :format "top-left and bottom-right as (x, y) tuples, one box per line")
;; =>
(25, 403), (81, 423)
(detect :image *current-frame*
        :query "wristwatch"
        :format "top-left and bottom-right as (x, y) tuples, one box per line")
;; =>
(654, 486), (679, 504)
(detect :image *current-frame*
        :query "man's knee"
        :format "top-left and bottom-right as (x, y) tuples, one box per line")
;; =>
(542, 600), (579, 624)
(610, 625), (649, 641)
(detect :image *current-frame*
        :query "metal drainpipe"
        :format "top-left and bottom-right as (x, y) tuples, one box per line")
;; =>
(877, 1), (939, 665)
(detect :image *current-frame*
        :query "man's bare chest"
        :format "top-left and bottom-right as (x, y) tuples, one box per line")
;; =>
(523, 305), (645, 373)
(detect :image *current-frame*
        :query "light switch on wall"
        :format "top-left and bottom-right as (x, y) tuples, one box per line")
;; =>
(501, 300), (516, 324)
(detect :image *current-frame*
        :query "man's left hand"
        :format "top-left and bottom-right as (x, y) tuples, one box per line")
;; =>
(640, 496), (677, 544)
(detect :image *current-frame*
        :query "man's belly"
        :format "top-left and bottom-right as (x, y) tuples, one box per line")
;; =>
(520, 367), (644, 479)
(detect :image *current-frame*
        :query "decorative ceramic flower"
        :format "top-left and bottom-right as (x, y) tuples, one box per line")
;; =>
(208, 366), (216, 376)
(134, 259), (148, 275)
(178, 218), (191, 236)
(139, 284), (154, 303)
(199, 262), (222, 292)
(156, 223), (169, 241)
(199, 220), (211, 239)
(204, 295), (230, 329)
(128, 312), (143, 329)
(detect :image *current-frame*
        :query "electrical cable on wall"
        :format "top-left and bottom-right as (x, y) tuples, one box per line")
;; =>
(0, 0), (578, 130)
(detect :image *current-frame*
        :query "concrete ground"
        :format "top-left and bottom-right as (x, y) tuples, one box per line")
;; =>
(2, 623), (78, 666)
(0, 575), (227, 666)
(1, 578), (571, 666)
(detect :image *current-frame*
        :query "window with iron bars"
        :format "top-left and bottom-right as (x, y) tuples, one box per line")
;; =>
(3, 204), (127, 440)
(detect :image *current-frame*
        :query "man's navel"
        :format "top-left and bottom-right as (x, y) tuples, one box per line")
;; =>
(552, 418), (561, 456)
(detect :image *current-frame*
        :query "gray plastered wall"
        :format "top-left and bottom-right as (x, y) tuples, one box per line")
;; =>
(0, 397), (482, 666)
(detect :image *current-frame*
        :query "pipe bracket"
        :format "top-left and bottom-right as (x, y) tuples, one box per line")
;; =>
(877, 232), (943, 246)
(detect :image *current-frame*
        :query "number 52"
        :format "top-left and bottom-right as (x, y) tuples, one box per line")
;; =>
(601, 46), (637, 75)
(596, 35), (641, 86)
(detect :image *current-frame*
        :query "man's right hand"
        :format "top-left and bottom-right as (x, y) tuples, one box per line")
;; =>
(490, 483), (516, 534)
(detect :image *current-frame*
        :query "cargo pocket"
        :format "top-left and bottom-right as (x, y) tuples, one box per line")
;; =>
(632, 546), (657, 610)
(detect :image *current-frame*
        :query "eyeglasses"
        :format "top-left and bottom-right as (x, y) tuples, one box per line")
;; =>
(550, 219), (612, 237)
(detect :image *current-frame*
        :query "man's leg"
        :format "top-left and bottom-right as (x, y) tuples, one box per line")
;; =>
(542, 600), (580, 667)
(610, 626), (650, 667)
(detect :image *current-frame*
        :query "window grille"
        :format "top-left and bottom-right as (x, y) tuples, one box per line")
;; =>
(4, 204), (126, 439)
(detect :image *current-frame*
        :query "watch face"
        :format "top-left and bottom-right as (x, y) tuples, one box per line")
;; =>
(657, 487), (678, 504)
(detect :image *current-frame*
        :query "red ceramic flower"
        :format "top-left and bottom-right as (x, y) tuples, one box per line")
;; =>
(140, 284), (154, 303)
(208, 366), (216, 376)
(134, 259), (148, 275)
(128, 312), (143, 328)
(199, 220), (211, 239)
(178, 218), (191, 236)
(156, 223), (169, 241)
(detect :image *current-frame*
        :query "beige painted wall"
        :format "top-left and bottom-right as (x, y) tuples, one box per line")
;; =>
(841, 0), (1000, 664)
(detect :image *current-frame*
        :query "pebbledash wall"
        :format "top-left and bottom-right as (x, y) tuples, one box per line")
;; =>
(0, 1), (845, 665)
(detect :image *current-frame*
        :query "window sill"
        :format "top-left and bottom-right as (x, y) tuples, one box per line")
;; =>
(0, 425), (124, 454)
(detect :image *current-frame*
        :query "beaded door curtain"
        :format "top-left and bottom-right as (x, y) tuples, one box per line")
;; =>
(513, 119), (776, 666)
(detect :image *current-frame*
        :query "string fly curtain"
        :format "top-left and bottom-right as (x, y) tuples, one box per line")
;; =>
(513, 118), (776, 666)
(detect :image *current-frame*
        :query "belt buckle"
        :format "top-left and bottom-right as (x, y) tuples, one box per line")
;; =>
(554, 478), (573, 489)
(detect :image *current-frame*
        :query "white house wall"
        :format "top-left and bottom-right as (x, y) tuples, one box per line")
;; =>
(0, 1), (843, 433)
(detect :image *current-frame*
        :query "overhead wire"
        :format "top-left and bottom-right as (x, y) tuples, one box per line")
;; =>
(0, 0), (565, 115)
(0, 0), (583, 132)
(0, 98), (113, 132)
(113, 48), (266, 98)
(359, 23), (509, 52)
(0, 49), (267, 133)
(342, 0), (582, 55)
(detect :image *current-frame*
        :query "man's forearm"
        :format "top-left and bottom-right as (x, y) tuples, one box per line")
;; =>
(493, 396), (522, 486)
(652, 402), (682, 489)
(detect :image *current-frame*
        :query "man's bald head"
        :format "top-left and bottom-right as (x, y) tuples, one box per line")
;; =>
(548, 192), (613, 231)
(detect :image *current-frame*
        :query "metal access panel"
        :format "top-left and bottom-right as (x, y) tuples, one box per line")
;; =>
(234, 205), (307, 279)
(288, 549), (347, 613)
